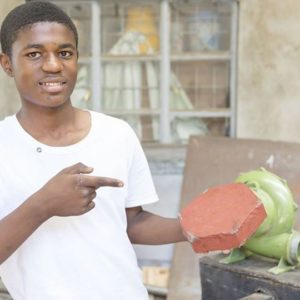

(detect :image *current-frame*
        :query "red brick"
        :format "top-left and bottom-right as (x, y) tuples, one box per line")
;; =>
(179, 183), (266, 253)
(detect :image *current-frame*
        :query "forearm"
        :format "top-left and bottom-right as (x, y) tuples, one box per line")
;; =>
(0, 193), (48, 264)
(127, 210), (187, 245)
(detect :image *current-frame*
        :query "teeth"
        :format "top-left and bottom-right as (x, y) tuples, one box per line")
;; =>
(39, 82), (64, 86)
(43, 82), (63, 86)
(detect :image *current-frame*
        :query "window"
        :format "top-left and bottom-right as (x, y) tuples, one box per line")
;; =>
(52, 0), (238, 144)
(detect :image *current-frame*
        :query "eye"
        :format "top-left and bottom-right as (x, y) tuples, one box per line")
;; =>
(27, 52), (41, 59)
(60, 51), (73, 58)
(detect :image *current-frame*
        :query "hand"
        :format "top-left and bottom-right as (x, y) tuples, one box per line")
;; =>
(35, 162), (123, 218)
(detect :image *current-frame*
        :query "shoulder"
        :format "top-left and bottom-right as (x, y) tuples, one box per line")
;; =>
(0, 114), (15, 140)
(88, 111), (142, 154)
(89, 110), (136, 136)
(0, 115), (16, 154)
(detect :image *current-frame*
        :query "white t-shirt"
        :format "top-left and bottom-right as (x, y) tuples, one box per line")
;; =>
(0, 111), (158, 300)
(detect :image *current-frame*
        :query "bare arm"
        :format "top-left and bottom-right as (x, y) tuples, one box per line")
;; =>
(0, 163), (123, 264)
(126, 206), (187, 245)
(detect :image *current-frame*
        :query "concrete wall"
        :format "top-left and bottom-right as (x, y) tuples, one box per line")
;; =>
(237, 0), (300, 143)
(0, 1), (23, 120)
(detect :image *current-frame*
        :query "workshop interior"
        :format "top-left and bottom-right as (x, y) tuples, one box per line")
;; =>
(1, 0), (300, 299)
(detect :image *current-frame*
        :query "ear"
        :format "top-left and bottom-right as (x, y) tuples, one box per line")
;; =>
(0, 53), (13, 77)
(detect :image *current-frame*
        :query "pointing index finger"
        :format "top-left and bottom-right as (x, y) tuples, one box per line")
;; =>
(80, 175), (124, 189)
(97, 177), (124, 188)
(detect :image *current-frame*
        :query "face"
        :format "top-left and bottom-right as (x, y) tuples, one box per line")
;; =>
(0, 22), (78, 109)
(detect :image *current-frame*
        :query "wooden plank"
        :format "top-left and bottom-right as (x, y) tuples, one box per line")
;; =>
(167, 136), (300, 300)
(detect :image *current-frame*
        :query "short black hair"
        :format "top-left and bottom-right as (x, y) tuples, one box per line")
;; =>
(0, 1), (78, 57)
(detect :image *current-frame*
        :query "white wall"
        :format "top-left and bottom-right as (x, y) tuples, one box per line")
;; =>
(0, 1), (23, 120)
(237, 0), (300, 143)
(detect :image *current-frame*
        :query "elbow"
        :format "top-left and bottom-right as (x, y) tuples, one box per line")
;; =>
(127, 222), (141, 244)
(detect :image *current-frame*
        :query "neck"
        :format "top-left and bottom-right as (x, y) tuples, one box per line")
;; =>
(16, 102), (91, 147)
(17, 101), (75, 132)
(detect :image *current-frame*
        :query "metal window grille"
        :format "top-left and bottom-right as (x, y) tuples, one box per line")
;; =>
(51, 0), (238, 144)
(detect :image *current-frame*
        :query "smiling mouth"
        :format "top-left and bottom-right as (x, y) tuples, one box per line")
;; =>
(38, 81), (66, 86)
(38, 80), (67, 94)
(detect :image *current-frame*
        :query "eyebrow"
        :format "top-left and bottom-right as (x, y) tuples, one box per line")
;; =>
(23, 43), (76, 50)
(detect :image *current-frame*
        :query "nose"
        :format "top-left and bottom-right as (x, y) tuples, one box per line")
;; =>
(41, 54), (63, 73)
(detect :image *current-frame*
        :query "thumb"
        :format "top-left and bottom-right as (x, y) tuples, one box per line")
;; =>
(62, 162), (94, 175)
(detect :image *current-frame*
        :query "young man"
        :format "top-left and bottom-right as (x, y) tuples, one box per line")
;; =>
(0, 2), (186, 299)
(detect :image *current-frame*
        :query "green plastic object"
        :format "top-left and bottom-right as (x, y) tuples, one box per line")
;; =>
(220, 168), (300, 274)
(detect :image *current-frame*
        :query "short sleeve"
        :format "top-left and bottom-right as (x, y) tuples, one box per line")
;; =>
(125, 126), (159, 208)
